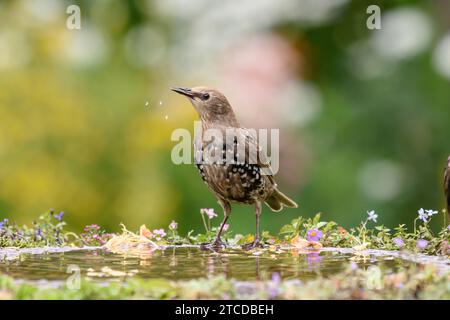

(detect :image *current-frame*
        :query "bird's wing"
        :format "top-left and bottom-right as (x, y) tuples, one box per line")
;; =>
(237, 128), (276, 181)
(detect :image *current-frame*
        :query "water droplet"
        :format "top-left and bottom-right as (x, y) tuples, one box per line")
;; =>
(164, 115), (168, 120)
(145, 101), (149, 107)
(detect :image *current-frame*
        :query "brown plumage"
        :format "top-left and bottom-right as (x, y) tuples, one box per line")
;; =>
(445, 155), (450, 217)
(172, 86), (298, 249)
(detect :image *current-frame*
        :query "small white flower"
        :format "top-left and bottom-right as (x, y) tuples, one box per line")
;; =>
(425, 209), (438, 217)
(367, 210), (378, 223)
(417, 208), (428, 222)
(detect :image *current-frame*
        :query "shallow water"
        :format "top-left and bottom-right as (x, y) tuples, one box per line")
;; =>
(0, 246), (412, 284)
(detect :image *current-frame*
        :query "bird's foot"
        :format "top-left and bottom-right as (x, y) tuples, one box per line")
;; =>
(200, 239), (226, 251)
(241, 239), (263, 250)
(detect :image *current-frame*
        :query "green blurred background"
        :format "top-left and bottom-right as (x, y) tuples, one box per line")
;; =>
(0, 0), (449, 235)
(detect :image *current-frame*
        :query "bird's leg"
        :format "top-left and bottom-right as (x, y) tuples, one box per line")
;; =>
(213, 216), (229, 248)
(211, 200), (231, 248)
(242, 201), (263, 250)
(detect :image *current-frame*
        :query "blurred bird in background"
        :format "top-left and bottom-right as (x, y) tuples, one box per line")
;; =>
(445, 155), (450, 218)
(172, 86), (298, 249)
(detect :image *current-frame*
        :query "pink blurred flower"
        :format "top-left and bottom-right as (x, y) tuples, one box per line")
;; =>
(201, 208), (217, 219)
(169, 220), (178, 230)
(393, 237), (405, 248)
(416, 239), (428, 250)
(153, 228), (166, 241)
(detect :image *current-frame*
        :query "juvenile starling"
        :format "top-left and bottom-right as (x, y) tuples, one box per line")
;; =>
(445, 155), (450, 217)
(172, 86), (298, 249)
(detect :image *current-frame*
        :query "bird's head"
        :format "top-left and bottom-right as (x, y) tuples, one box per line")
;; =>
(171, 86), (238, 126)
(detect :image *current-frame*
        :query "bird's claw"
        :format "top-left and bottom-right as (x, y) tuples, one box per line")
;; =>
(241, 239), (263, 250)
(200, 239), (226, 251)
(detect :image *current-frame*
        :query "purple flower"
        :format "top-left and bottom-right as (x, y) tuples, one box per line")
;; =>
(36, 228), (43, 238)
(417, 208), (428, 222)
(169, 220), (178, 230)
(350, 262), (359, 270)
(153, 228), (166, 240)
(201, 208), (217, 219)
(306, 228), (323, 242)
(416, 239), (428, 250)
(0, 218), (7, 229)
(222, 224), (229, 232)
(55, 211), (64, 221)
(393, 237), (405, 248)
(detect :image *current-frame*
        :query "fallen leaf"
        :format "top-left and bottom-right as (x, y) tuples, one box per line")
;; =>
(139, 225), (153, 238)
(291, 236), (323, 250)
(290, 236), (310, 249)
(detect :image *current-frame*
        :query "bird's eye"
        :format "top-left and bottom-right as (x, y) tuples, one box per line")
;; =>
(202, 93), (210, 100)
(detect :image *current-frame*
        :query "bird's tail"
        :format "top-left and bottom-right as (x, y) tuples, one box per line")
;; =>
(265, 189), (298, 212)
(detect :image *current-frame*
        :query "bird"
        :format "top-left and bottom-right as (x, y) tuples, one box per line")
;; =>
(171, 86), (298, 249)
(445, 155), (450, 218)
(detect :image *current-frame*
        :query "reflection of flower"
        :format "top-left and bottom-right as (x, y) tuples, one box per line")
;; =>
(393, 237), (405, 248)
(267, 272), (281, 299)
(306, 229), (323, 242)
(201, 208), (217, 219)
(271, 272), (281, 283)
(367, 210), (378, 223)
(307, 253), (323, 267)
(416, 239), (428, 250)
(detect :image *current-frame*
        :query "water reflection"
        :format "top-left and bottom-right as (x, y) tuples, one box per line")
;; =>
(0, 247), (407, 283)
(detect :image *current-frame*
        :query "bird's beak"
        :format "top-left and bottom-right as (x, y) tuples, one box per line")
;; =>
(171, 87), (200, 99)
